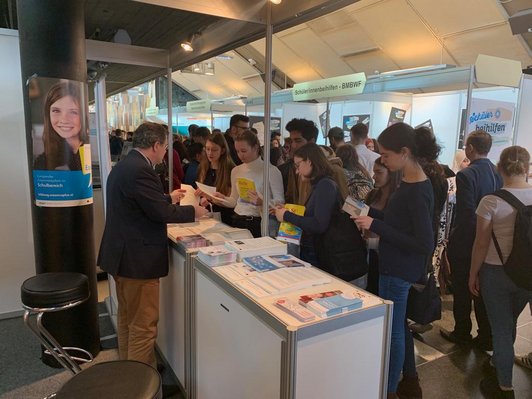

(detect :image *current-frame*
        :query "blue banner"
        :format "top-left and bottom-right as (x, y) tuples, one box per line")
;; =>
(33, 170), (93, 207)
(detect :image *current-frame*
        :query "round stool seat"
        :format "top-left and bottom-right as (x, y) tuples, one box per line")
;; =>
(21, 272), (89, 309)
(55, 360), (162, 399)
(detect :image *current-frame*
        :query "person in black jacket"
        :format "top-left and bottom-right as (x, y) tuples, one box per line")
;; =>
(224, 114), (249, 166)
(440, 130), (502, 351)
(97, 122), (207, 368)
(353, 123), (437, 399)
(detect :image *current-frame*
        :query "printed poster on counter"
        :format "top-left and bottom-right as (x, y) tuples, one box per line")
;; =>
(343, 114), (370, 134)
(387, 107), (406, 126)
(30, 77), (93, 207)
(466, 98), (515, 161)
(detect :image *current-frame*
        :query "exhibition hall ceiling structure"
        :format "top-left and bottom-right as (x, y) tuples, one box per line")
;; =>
(3, 0), (529, 99)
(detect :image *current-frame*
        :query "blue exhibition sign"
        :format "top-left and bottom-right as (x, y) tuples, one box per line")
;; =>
(33, 170), (93, 207)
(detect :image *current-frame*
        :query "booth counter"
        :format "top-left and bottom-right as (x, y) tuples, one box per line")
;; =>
(190, 257), (392, 399)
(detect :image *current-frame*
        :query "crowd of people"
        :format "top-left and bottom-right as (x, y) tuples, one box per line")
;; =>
(101, 116), (531, 399)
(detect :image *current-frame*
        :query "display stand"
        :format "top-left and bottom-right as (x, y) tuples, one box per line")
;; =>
(190, 257), (393, 399)
(157, 218), (253, 397)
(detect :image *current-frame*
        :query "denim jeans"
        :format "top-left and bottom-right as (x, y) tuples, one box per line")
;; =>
(480, 264), (532, 387)
(379, 274), (413, 393)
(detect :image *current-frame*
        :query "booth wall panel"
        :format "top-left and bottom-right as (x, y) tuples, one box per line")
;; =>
(515, 75), (532, 152)
(411, 92), (461, 166)
(0, 30), (35, 318)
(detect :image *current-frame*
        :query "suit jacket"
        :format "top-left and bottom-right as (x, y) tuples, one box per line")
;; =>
(97, 150), (195, 279)
(447, 158), (502, 261)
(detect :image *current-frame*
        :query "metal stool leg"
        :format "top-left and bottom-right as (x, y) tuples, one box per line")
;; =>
(24, 310), (93, 375)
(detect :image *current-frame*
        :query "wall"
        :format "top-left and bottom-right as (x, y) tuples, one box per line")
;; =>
(411, 92), (461, 166)
(515, 75), (532, 152)
(0, 30), (36, 318)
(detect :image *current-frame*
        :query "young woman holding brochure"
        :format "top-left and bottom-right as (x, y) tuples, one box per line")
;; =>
(274, 143), (340, 266)
(353, 123), (437, 399)
(213, 130), (284, 238)
(195, 132), (235, 224)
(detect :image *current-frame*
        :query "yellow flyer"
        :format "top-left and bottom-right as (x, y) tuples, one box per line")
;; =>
(237, 178), (256, 203)
(277, 204), (305, 244)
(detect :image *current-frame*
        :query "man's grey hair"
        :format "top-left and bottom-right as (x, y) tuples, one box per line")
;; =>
(133, 122), (167, 149)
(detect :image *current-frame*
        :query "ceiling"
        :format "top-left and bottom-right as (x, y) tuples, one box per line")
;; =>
(169, 0), (532, 100)
(4, 0), (530, 100)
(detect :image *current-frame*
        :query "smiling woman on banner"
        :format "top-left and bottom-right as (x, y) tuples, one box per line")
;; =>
(34, 81), (89, 171)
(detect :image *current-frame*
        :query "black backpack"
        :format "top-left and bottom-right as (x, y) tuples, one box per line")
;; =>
(314, 194), (368, 282)
(491, 189), (532, 291)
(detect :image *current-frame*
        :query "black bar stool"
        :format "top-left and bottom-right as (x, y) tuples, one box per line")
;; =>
(22, 273), (163, 399)
(51, 360), (162, 399)
(21, 272), (93, 374)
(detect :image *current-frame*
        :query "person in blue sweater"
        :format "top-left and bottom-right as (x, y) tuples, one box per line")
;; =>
(353, 122), (437, 399)
(274, 143), (340, 266)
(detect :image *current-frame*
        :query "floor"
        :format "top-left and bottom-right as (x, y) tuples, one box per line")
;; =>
(0, 282), (530, 398)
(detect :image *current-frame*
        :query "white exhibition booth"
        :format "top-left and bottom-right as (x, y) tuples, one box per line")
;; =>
(2, 24), (532, 319)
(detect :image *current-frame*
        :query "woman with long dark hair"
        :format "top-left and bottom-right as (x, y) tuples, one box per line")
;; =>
(353, 122), (437, 399)
(335, 143), (374, 201)
(274, 143), (339, 265)
(34, 81), (89, 171)
(196, 132), (235, 224)
(364, 157), (402, 295)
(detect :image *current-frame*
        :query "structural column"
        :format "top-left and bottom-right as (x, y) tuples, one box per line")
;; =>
(17, 0), (100, 365)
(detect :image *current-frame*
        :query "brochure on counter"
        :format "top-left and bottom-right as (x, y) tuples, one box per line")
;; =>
(299, 290), (363, 318)
(242, 254), (310, 272)
(197, 245), (237, 266)
(224, 236), (287, 260)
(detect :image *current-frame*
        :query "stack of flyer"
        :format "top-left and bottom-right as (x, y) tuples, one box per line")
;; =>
(242, 254), (309, 272)
(299, 290), (363, 318)
(224, 237), (287, 260)
(175, 235), (208, 249)
(197, 245), (237, 267)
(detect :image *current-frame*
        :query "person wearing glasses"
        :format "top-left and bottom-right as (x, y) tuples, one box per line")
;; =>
(98, 122), (208, 369)
(224, 114), (250, 166)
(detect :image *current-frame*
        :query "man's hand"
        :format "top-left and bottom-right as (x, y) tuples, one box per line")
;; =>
(194, 205), (209, 219)
(170, 189), (186, 204)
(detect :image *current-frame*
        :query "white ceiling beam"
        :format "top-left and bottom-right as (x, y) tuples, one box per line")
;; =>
(86, 39), (168, 68)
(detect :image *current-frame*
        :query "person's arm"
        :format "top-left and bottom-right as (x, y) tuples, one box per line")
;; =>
(133, 167), (195, 223)
(369, 186), (434, 255)
(468, 215), (492, 296)
(217, 167), (238, 208)
(269, 165), (285, 206)
(284, 179), (337, 235)
(454, 171), (476, 229)
(173, 150), (185, 181)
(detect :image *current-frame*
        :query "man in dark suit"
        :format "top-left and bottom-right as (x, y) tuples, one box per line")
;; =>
(98, 122), (207, 368)
(441, 130), (502, 350)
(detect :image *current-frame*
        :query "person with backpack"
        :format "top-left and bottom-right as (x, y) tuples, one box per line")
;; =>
(468, 145), (532, 399)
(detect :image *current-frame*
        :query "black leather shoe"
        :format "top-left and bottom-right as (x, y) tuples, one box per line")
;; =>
(440, 328), (472, 345)
(162, 384), (180, 398)
(473, 336), (493, 352)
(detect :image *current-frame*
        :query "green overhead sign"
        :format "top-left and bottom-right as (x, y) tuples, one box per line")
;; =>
(186, 99), (211, 113)
(292, 72), (367, 101)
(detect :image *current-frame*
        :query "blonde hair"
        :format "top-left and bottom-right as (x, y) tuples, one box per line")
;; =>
(497, 146), (530, 177)
(452, 149), (467, 173)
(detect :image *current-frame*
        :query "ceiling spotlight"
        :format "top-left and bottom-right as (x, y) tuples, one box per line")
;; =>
(181, 41), (193, 52)
(270, 0), (282, 4)
(180, 32), (200, 52)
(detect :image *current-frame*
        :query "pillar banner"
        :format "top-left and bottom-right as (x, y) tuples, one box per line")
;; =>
(30, 77), (93, 207)
(466, 98), (515, 161)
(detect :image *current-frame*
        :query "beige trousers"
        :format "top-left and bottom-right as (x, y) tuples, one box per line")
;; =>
(115, 276), (160, 369)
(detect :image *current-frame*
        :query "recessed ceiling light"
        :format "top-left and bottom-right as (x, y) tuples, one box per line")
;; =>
(270, 0), (282, 4)
(181, 41), (193, 52)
